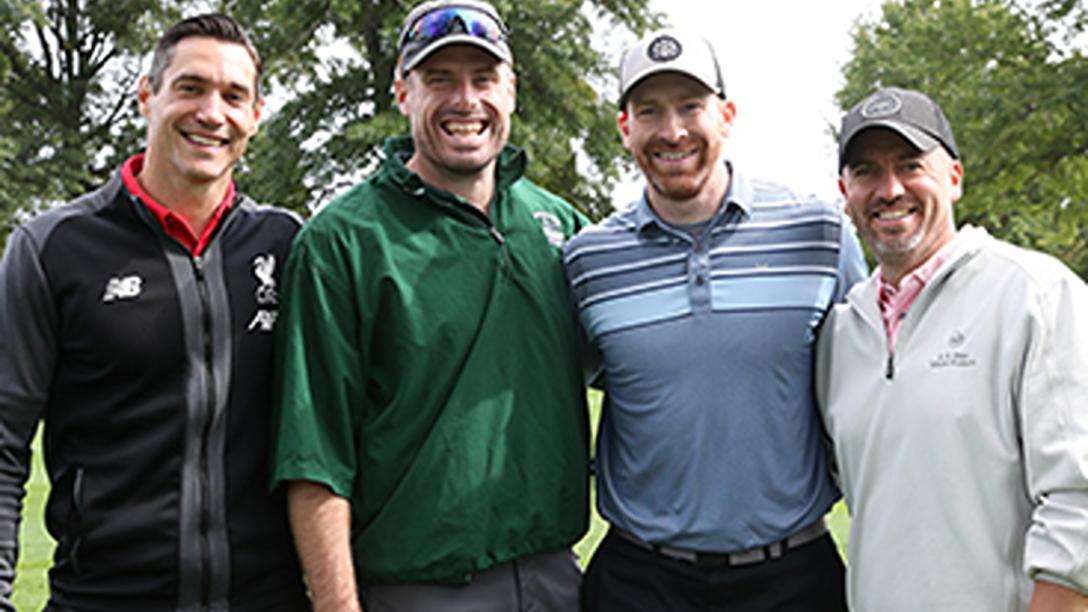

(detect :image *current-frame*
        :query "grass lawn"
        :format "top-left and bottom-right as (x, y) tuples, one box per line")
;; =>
(14, 395), (849, 610)
(14, 427), (52, 612)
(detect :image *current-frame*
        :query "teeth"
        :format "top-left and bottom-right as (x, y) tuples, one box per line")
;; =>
(875, 209), (911, 220)
(189, 134), (223, 146)
(446, 122), (483, 135)
(657, 150), (693, 161)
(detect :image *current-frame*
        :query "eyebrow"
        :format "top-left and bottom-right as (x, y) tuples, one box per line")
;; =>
(173, 73), (253, 96)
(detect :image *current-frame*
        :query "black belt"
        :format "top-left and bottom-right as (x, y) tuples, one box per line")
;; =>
(612, 519), (828, 568)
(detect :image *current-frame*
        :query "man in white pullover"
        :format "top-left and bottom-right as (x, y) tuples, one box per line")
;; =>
(817, 86), (1088, 611)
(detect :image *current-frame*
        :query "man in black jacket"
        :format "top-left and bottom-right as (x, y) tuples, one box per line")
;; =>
(0, 13), (307, 611)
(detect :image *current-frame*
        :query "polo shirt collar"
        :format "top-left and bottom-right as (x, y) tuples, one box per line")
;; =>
(121, 153), (235, 257)
(633, 160), (753, 234)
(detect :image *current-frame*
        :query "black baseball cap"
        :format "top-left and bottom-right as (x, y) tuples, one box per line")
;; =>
(838, 87), (959, 169)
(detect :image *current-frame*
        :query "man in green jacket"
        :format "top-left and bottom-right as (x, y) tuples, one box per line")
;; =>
(270, 1), (590, 610)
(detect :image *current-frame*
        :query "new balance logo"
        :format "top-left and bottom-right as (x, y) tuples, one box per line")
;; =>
(102, 275), (143, 303)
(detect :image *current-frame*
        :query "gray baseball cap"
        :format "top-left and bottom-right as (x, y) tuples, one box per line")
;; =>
(839, 87), (959, 169)
(397, 0), (512, 77)
(618, 29), (725, 108)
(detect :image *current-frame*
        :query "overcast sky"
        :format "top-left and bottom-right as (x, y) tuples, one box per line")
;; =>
(609, 0), (886, 206)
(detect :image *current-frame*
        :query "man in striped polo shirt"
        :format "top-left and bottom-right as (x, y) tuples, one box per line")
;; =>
(564, 29), (865, 611)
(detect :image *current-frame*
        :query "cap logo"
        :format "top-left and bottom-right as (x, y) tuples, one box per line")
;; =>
(861, 93), (902, 118)
(647, 35), (682, 62)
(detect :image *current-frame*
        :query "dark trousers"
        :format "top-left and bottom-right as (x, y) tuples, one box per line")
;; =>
(582, 530), (847, 612)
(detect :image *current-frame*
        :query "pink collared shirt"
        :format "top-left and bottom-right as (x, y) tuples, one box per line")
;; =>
(877, 236), (960, 352)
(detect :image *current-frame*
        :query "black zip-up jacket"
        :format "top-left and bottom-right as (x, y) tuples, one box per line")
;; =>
(0, 170), (308, 611)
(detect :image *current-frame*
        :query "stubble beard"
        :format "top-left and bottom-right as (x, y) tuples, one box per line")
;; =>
(424, 123), (507, 180)
(869, 225), (926, 268)
(640, 151), (712, 203)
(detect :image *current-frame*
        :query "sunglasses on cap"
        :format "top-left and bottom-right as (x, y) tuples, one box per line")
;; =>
(400, 6), (507, 50)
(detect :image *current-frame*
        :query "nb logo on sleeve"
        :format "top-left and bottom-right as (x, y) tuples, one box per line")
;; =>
(102, 275), (143, 303)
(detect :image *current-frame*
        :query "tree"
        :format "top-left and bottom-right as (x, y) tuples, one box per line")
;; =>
(1042, 0), (1088, 36)
(838, 0), (1088, 279)
(0, 40), (13, 237)
(0, 1), (189, 246)
(0, 0), (659, 248)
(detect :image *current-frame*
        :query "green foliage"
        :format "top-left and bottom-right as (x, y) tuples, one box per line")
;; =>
(0, 0), (658, 248)
(839, 0), (1088, 279)
(0, 1), (189, 245)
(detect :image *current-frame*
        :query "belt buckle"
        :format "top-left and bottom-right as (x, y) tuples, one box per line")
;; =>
(692, 551), (732, 568)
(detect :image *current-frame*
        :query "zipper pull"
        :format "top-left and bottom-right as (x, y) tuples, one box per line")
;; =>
(489, 226), (505, 246)
(885, 353), (895, 380)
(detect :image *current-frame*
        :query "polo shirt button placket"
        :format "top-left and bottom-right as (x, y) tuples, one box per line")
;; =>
(689, 247), (712, 311)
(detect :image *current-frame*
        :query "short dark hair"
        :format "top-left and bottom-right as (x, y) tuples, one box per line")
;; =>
(147, 13), (263, 100)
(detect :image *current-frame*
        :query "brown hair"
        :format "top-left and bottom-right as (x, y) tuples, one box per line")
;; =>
(147, 13), (263, 100)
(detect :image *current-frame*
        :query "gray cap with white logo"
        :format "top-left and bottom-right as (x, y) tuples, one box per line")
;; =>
(838, 87), (959, 169)
(617, 29), (725, 108)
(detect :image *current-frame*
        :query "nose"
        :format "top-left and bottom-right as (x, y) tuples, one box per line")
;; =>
(450, 75), (480, 110)
(658, 109), (689, 143)
(875, 168), (906, 202)
(194, 92), (226, 125)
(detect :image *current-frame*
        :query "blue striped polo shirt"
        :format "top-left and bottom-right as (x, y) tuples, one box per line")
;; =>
(564, 163), (866, 552)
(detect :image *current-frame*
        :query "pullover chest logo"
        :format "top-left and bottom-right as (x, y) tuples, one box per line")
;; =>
(929, 329), (977, 370)
(101, 274), (143, 303)
(533, 211), (565, 247)
(248, 253), (279, 332)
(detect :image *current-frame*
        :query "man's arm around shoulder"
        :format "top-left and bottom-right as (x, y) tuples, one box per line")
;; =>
(288, 480), (362, 612)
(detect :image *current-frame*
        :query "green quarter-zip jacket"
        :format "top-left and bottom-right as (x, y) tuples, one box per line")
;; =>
(271, 137), (590, 585)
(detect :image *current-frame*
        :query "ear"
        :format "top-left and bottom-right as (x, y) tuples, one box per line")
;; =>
(838, 177), (848, 199)
(250, 95), (265, 135)
(394, 76), (411, 117)
(719, 99), (737, 137)
(506, 68), (517, 113)
(137, 75), (153, 119)
(948, 159), (964, 202)
(617, 109), (632, 151)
